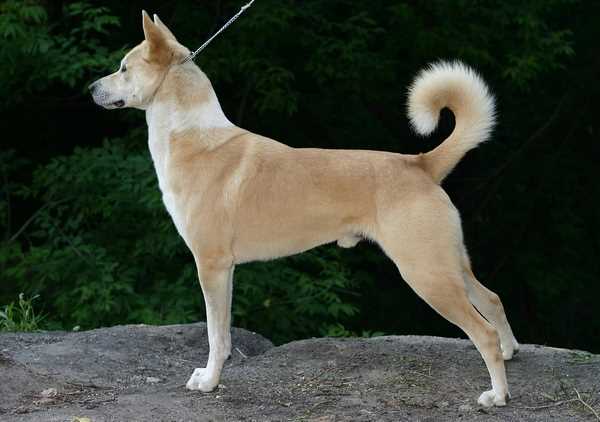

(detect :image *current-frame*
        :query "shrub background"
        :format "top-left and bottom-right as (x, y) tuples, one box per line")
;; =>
(0, 0), (598, 351)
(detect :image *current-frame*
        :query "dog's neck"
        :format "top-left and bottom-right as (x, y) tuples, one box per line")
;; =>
(145, 64), (236, 194)
(146, 63), (233, 137)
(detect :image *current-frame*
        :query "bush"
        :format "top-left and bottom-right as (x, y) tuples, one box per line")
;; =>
(0, 141), (359, 343)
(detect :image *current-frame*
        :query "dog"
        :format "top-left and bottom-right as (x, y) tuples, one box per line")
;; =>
(89, 11), (519, 407)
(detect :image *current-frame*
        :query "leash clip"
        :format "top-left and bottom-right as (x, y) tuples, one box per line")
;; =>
(181, 0), (255, 64)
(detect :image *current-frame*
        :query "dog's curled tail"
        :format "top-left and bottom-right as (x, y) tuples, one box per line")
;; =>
(408, 61), (496, 184)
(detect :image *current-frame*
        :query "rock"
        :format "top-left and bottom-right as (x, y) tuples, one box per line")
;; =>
(0, 324), (599, 421)
(39, 388), (57, 398)
(33, 397), (54, 405)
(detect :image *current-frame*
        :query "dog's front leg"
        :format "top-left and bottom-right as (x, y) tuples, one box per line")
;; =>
(186, 256), (234, 392)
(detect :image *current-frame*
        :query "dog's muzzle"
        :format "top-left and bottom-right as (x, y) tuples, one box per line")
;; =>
(88, 80), (100, 94)
(89, 81), (125, 109)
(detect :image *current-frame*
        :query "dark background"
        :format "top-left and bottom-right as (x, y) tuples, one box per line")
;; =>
(1, 0), (599, 351)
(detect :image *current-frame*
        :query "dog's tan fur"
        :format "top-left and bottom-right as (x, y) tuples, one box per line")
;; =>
(89, 12), (519, 407)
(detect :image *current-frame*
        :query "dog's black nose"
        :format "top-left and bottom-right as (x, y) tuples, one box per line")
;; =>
(88, 81), (99, 93)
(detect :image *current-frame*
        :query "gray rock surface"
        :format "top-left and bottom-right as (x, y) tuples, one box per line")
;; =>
(1, 323), (599, 421)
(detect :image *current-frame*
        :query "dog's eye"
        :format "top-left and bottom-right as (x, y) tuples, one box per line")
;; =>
(121, 64), (127, 73)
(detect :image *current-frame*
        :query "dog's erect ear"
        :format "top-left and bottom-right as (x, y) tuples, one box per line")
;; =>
(142, 10), (166, 47)
(153, 14), (177, 41)
(142, 10), (173, 63)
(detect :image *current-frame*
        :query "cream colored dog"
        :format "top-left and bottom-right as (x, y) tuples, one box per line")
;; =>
(89, 12), (519, 407)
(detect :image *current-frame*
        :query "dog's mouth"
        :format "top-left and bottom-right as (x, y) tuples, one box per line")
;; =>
(95, 98), (126, 109)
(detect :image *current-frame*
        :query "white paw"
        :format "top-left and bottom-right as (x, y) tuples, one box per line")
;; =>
(477, 389), (507, 407)
(501, 339), (520, 360)
(477, 390), (508, 407)
(337, 235), (360, 248)
(501, 345), (514, 360)
(185, 368), (218, 392)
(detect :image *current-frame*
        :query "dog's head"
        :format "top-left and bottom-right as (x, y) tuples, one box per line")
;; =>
(89, 11), (189, 110)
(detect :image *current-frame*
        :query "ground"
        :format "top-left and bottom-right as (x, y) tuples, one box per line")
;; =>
(1, 323), (599, 421)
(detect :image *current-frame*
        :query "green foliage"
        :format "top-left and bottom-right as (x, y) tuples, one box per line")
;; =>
(0, 140), (359, 342)
(0, 293), (44, 332)
(324, 323), (385, 339)
(0, 0), (123, 104)
(234, 247), (358, 344)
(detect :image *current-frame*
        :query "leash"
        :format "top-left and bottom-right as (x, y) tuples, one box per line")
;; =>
(180, 0), (255, 64)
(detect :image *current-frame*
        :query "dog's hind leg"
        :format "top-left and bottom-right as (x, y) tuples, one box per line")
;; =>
(186, 254), (233, 392)
(374, 194), (509, 407)
(397, 267), (509, 406)
(461, 256), (519, 360)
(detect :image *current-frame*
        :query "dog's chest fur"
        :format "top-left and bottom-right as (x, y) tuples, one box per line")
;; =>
(145, 95), (232, 246)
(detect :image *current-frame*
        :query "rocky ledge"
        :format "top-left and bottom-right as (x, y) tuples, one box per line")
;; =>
(1, 323), (599, 421)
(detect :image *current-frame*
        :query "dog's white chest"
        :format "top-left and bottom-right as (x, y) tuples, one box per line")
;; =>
(145, 96), (233, 246)
(161, 189), (187, 238)
(147, 124), (190, 244)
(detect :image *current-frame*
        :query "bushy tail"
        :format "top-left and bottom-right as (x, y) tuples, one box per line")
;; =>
(407, 61), (496, 183)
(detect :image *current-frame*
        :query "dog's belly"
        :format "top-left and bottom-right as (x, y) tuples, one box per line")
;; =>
(231, 203), (365, 263)
(232, 227), (340, 263)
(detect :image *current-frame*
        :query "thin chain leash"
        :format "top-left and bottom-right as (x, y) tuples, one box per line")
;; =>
(180, 0), (255, 64)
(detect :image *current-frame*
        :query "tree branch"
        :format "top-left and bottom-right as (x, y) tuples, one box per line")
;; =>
(8, 198), (69, 243)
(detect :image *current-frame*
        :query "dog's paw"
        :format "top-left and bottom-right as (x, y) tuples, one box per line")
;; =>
(501, 339), (520, 360)
(477, 389), (508, 407)
(185, 368), (218, 392)
(337, 235), (360, 248)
